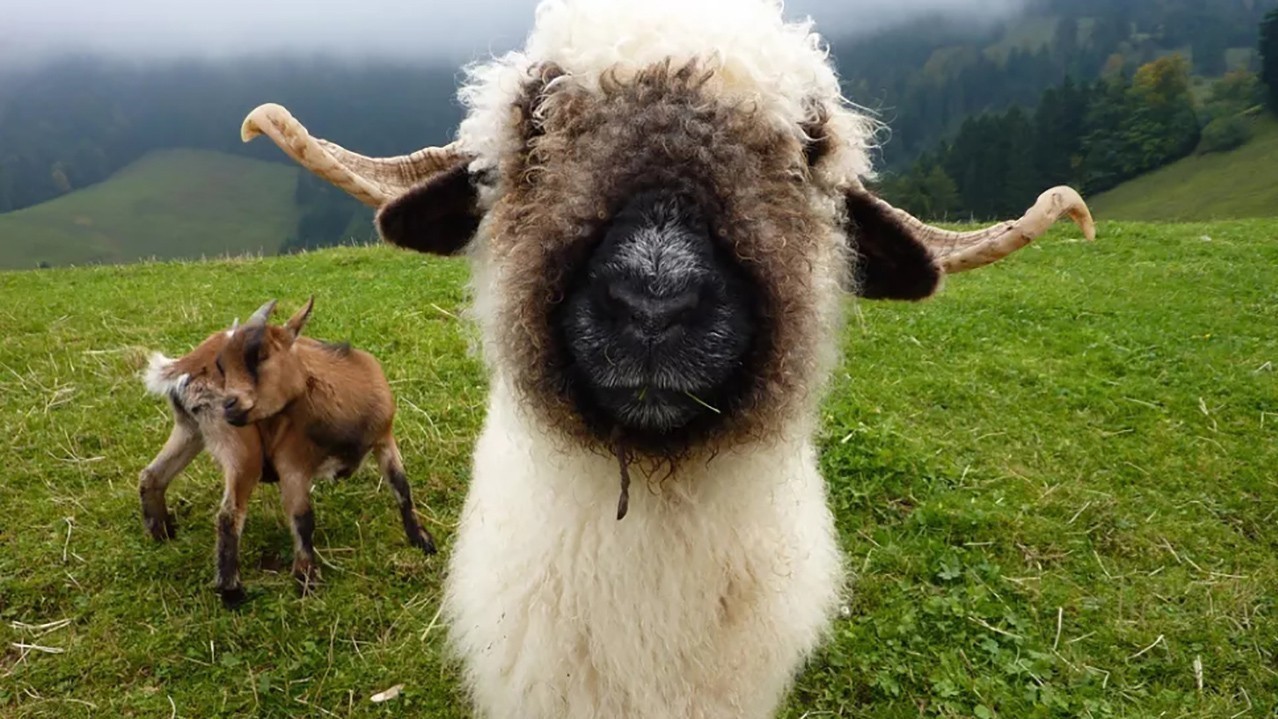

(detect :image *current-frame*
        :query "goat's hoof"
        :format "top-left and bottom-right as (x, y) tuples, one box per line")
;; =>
(145, 512), (178, 542)
(411, 529), (438, 556)
(219, 586), (250, 610)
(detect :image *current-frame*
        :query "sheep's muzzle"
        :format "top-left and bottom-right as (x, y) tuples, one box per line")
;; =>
(555, 189), (757, 439)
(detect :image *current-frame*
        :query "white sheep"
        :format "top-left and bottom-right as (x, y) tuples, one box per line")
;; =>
(239, 0), (1095, 716)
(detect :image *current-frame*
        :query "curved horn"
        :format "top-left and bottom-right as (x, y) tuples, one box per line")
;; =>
(874, 186), (1096, 273)
(247, 299), (278, 328)
(240, 103), (466, 207)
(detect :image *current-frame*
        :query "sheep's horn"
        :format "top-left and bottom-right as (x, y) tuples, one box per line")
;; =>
(247, 299), (277, 327)
(875, 186), (1096, 273)
(240, 103), (466, 207)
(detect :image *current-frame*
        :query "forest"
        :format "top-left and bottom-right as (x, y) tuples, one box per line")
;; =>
(837, 0), (1276, 167)
(859, 2), (1278, 219)
(875, 57), (1271, 219)
(2, 0), (1277, 245)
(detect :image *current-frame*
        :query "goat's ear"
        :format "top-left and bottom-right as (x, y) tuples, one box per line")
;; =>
(374, 161), (481, 256)
(284, 295), (314, 340)
(842, 186), (943, 301)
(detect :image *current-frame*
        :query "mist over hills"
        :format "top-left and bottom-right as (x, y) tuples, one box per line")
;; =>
(1, 0), (1275, 268)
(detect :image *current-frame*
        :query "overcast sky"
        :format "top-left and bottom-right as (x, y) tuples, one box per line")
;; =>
(1, 0), (1026, 67)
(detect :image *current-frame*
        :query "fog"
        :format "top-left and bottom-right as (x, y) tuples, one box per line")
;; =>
(1, 0), (1026, 67)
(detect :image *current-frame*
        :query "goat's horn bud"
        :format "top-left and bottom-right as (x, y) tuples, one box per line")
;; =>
(248, 300), (278, 327)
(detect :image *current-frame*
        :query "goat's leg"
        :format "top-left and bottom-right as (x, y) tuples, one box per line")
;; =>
(278, 469), (320, 596)
(138, 419), (203, 541)
(213, 459), (261, 609)
(375, 435), (437, 555)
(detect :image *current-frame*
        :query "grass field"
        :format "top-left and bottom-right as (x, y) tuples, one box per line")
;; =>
(1, 219), (1276, 717)
(1091, 115), (1278, 223)
(0, 149), (300, 271)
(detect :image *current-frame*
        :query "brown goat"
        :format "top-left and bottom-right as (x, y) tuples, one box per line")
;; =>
(139, 297), (435, 607)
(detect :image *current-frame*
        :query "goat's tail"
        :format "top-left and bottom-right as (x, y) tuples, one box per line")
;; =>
(142, 352), (186, 398)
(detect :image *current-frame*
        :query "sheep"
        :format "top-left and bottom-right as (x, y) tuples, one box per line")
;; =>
(238, 0), (1096, 714)
(139, 297), (436, 606)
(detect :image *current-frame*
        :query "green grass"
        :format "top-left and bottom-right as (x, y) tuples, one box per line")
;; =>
(1091, 115), (1278, 223)
(2, 220), (1276, 717)
(0, 150), (301, 270)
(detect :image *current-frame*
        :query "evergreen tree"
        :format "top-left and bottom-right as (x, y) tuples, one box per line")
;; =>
(1000, 106), (1042, 216)
(1262, 8), (1278, 110)
(1081, 75), (1134, 192)
(1034, 78), (1088, 188)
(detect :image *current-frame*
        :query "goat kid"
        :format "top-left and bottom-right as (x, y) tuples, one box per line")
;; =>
(139, 297), (435, 606)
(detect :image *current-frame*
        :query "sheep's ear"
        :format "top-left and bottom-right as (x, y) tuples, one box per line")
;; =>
(842, 186), (943, 301)
(374, 161), (481, 256)
(284, 295), (314, 340)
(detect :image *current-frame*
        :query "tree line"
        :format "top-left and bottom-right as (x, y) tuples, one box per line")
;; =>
(2, 1), (1277, 246)
(0, 56), (465, 249)
(835, 0), (1277, 170)
(874, 8), (1278, 220)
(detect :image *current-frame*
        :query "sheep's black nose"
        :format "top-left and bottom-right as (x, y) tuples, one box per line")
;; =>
(602, 281), (703, 337)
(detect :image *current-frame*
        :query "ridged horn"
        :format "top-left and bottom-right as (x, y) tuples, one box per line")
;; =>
(240, 103), (466, 207)
(875, 186), (1097, 273)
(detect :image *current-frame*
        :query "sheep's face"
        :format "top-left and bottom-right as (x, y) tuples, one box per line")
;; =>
(216, 299), (314, 427)
(375, 62), (946, 456)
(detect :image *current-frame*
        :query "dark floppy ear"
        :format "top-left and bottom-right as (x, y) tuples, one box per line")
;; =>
(843, 186), (943, 301)
(374, 160), (481, 256)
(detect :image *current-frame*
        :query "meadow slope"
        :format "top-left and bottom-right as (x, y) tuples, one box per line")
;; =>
(1, 220), (1276, 718)
(1091, 115), (1278, 223)
(0, 150), (301, 271)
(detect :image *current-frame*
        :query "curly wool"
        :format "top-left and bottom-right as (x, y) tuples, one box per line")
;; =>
(456, 0), (881, 197)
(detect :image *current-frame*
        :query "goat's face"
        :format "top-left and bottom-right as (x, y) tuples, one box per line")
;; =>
(216, 298), (314, 427)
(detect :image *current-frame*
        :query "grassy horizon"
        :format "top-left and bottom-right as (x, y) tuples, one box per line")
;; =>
(5, 110), (1276, 274)
(2, 219), (1276, 717)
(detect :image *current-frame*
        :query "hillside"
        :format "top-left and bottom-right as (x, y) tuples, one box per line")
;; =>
(835, 0), (1277, 168)
(3, 0), (1274, 222)
(2, 221), (1277, 716)
(0, 149), (303, 270)
(1091, 115), (1278, 222)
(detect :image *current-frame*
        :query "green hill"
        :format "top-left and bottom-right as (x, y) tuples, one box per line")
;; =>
(0, 149), (301, 270)
(2, 220), (1276, 716)
(1091, 114), (1278, 222)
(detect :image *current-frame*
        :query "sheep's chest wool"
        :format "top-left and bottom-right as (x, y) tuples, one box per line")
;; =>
(445, 382), (842, 718)
(239, 0), (1094, 716)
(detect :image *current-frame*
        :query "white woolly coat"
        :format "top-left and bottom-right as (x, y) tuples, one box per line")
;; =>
(443, 1), (865, 716)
